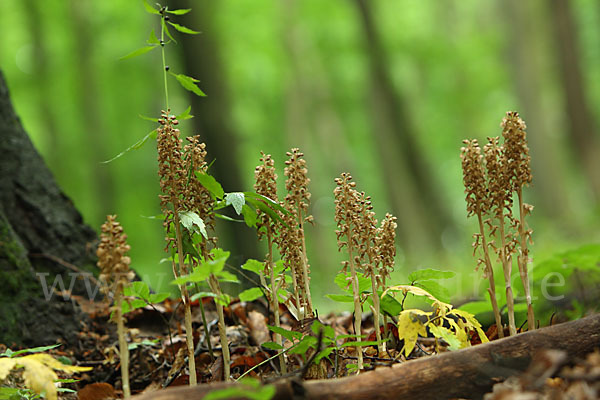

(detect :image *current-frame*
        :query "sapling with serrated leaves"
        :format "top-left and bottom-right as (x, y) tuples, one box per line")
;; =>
(97, 215), (134, 398)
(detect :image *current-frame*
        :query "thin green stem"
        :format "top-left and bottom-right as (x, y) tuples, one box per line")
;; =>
(160, 16), (169, 110)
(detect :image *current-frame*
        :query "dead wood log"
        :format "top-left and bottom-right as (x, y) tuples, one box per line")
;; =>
(133, 313), (600, 400)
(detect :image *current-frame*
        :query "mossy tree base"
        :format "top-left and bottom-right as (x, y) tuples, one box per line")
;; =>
(0, 70), (97, 347)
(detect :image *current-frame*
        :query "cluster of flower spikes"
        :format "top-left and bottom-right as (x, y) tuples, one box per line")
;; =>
(157, 110), (186, 252)
(333, 173), (363, 273)
(183, 135), (217, 253)
(97, 215), (134, 296)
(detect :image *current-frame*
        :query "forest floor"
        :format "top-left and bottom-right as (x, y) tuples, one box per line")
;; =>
(1, 294), (599, 400)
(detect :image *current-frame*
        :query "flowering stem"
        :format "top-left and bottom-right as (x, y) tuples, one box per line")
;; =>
(517, 189), (535, 330)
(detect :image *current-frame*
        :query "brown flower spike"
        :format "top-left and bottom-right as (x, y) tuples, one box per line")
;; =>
(97, 215), (133, 398)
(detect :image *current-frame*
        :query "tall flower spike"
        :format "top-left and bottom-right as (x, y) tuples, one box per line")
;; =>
(97, 215), (133, 399)
(501, 111), (535, 330)
(156, 110), (197, 385)
(253, 152), (286, 374)
(284, 148), (313, 317)
(461, 140), (504, 338)
(334, 172), (364, 372)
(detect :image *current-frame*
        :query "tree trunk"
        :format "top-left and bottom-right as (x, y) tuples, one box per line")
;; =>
(353, 0), (452, 255)
(169, 0), (260, 278)
(132, 312), (600, 400)
(549, 0), (600, 201)
(0, 70), (98, 347)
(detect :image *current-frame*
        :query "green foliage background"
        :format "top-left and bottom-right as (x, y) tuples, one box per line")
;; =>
(1, 0), (599, 315)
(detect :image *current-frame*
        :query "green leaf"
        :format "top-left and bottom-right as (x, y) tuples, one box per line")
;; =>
(179, 211), (208, 239)
(204, 248), (230, 274)
(125, 281), (150, 300)
(195, 171), (225, 199)
(166, 8), (192, 15)
(457, 300), (491, 315)
(241, 204), (258, 228)
(142, 0), (160, 14)
(333, 272), (371, 294)
(408, 268), (455, 283)
(415, 280), (451, 303)
(325, 294), (354, 303)
(428, 325), (462, 351)
(215, 293), (231, 307)
(225, 192), (245, 215)
(170, 71), (206, 97)
(289, 335), (317, 355)
(243, 192), (290, 215)
(267, 325), (302, 342)
(241, 259), (265, 275)
(314, 347), (336, 364)
(138, 114), (159, 122)
(239, 287), (264, 302)
(149, 292), (170, 303)
(261, 341), (283, 350)
(190, 291), (217, 302)
(147, 28), (160, 45)
(214, 213), (243, 223)
(341, 340), (382, 347)
(120, 45), (158, 60)
(380, 293), (403, 316)
(175, 105), (194, 120)
(161, 18), (177, 43)
(310, 321), (335, 339)
(167, 21), (200, 34)
(3, 344), (60, 358)
(121, 298), (146, 314)
(216, 270), (239, 283)
(101, 129), (157, 163)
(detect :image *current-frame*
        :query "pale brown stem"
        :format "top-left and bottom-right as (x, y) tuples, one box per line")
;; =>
(115, 286), (130, 399)
(370, 277), (383, 354)
(497, 215), (517, 336)
(477, 212), (504, 338)
(517, 189), (535, 330)
(208, 274), (231, 381)
(298, 215), (313, 316)
(174, 214), (197, 386)
(267, 226), (287, 374)
(347, 240), (363, 372)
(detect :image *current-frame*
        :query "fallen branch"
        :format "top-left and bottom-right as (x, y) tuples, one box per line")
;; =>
(133, 313), (600, 400)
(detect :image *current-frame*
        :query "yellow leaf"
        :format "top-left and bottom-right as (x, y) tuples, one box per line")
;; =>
(453, 309), (489, 343)
(0, 353), (91, 400)
(397, 309), (429, 357)
(18, 358), (58, 400)
(0, 358), (16, 379)
(22, 353), (92, 374)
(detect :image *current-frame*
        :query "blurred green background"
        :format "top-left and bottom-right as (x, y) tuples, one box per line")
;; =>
(1, 0), (599, 317)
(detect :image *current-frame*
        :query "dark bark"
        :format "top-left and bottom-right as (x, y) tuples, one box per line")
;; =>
(0, 70), (98, 347)
(549, 0), (600, 201)
(353, 0), (453, 255)
(502, 0), (573, 226)
(132, 312), (600, 400)
(169, 0), (260, 278)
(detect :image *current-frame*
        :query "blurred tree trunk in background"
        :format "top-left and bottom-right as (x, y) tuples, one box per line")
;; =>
(0, 70), (97, 347)
(354, 0), (452, 254)
(502, 0), (574, 226)
(21, 0), (60, 171)
(549, 0), (600, 202)
(68, 1), (116, 222)
(170, 0), (260, 273)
